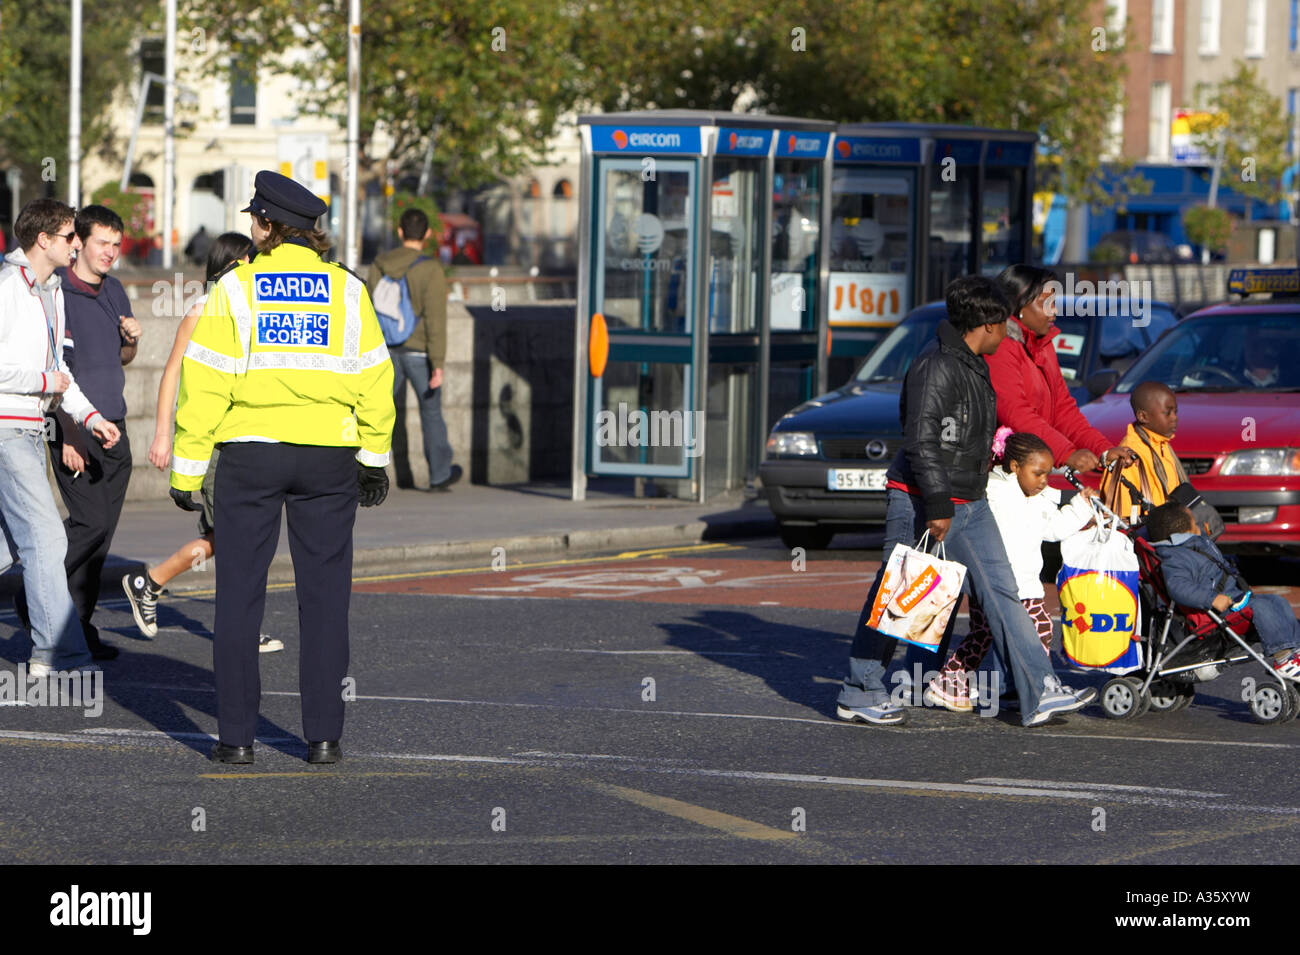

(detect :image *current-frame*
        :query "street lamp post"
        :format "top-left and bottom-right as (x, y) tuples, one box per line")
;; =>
(162, 0), (176, 269)
(344, 0), (361, 269)
(68, 0), (81, 207)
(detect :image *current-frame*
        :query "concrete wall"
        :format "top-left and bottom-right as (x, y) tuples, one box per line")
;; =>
(101, 279), (576, 502)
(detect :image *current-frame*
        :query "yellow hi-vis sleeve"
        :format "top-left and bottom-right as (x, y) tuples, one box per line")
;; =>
(170, 279), (242, 491)
(352, 280), (396, 468)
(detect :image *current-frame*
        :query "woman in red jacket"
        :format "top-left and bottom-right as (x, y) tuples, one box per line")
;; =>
(990, 264), (1135, 473)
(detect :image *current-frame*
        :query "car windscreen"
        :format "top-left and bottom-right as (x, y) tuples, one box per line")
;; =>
(1115, 311), (1300, 393)
(1053, 302), (1178, 382)
(852, 310), (943, 383)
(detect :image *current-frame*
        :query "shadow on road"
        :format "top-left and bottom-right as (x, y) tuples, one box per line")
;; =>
(658, 609), (852, 717)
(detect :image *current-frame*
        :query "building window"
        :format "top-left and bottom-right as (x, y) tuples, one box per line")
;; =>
(1104, 103), (1125, 160)
(1199, 0), (1220, 54)
(230, 57), (257, 126)
(139, 38), (165, 125)
(1291, 0), (1298, 52)
(1246, 0), (1267, 56)
(1149, 81), (1172, 160)
(1108, 0), (1128, 44)
(1151, 0), (1174, 52)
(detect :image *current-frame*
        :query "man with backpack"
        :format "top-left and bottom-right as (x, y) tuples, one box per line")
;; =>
(366, 208), (459, 491)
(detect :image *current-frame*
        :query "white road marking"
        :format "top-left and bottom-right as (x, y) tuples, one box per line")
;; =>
(102, 681), (1300, 749)
(967, 777), (1226, 797)
(359, 750), (1300, 814)
(2, 727), (1296, 814)
(552, 649), (768, 657)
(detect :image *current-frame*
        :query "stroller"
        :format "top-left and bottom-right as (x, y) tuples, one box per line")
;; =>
(1062, 468), (1299, 726)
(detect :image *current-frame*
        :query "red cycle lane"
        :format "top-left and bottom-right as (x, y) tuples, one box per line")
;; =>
(354, 551), (1300, 617)
(354, 556), (876, 612)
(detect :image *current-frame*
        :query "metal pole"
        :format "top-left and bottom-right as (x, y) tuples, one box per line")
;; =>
(68, 0), (82, 207)
(417, 127), (437, 196)
(120, 74), (156, 192)
(1203, 132), (1226, 265)
(344, 0), (361, 269)
(162, 0), (176, 269)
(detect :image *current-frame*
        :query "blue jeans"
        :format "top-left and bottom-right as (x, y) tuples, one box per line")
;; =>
(837, 488), (1058, 719)
(391, 348), (453, 486)
(1247, 593), (1300, 656)
(0, 428), (93, 668)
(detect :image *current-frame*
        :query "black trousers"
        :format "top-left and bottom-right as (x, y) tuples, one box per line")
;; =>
(213, 443), (358, 747)
(19, 419), (132, 648)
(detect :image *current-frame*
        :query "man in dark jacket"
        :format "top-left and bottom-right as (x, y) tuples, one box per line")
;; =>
(1149, 502), (1300, 678)
(835, 276), (1094, 727)
(16, 205), (141, 659)
(366, 208), (459, 491)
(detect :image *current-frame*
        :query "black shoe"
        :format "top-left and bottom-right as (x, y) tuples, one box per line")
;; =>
(88, 642), (119, 660)
(426, 464), (463, 492)
(307, 741), (341, 764)
(209, 742), (254, 764)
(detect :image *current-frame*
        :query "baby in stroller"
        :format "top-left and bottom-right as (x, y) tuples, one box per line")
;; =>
(1147, 501), (1300, 680)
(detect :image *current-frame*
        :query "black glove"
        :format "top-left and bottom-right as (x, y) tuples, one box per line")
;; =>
(358, 464), (389, 508)
(170, 487), (203, 512)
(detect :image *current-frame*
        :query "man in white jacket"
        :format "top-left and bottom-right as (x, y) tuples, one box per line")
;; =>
(0, 198), (121, 675)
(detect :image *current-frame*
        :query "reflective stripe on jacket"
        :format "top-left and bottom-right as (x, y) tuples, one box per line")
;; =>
(169, 243), (396, 491)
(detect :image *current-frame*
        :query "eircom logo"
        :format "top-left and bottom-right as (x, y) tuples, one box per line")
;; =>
(1060, 570), (1140, 667)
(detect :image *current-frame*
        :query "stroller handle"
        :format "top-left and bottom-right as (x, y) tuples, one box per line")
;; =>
(1062, 465), (1131, 531)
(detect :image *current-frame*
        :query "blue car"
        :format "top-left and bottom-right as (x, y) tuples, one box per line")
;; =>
(759, 297), (1179, 549)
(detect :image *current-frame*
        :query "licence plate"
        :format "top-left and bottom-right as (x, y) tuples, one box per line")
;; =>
(826, 468), (888, 491)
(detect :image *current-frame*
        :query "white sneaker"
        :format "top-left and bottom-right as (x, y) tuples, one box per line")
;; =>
(258, 635), (284, 653)
(27, 661), (101, 678)
(836, 702), (907, 725)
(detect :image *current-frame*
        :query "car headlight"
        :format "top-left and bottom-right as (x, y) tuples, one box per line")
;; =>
(1219, 448), (1300, 476)
(766, 431), (819, 457)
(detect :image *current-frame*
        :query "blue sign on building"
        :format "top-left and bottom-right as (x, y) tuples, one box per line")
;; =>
(832, 136), (922, 164)
(775, 130), (832, 159)
(717, 128), (774, 156)
(934, 139), (982, 166)
(589, 125), (703, 154)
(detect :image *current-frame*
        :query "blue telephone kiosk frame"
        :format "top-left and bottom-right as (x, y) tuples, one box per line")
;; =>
(572, 111), (835, 502)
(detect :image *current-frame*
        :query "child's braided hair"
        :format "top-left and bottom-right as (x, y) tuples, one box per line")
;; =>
(994, 429), (1052, 472)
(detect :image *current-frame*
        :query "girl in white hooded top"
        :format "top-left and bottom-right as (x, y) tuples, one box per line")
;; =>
(925, 430), (1097, 712)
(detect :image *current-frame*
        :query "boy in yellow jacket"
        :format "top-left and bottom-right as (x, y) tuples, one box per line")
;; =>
(1100, 380), (1183, 523)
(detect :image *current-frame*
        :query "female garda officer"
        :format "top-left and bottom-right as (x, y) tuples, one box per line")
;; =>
(169, 171), (396, 765)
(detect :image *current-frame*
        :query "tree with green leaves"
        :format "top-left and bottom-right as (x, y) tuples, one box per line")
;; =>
(575, 0), (1136, 208)
(0, 0), (159, 196)
(1189, 62), (1290, 206)
(182, 0), (584, 197)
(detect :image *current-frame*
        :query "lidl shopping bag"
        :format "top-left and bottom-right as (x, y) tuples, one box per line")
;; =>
(1057, 514), (1142, 673)
(866, 533), (966, 651)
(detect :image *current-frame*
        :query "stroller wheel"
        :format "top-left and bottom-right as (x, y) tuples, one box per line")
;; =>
(1148, 680), (1192, 713)
(1101, 677), (1151, 720)
(1248, 681), (1298, 725)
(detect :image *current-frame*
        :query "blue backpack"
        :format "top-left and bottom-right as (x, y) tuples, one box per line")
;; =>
(372, 256), (427, 346)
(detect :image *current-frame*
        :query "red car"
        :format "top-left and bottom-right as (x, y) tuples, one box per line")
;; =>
(1079, 280), (1300, 553)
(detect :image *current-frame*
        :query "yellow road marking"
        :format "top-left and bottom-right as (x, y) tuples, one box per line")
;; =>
(178, 542), (740, 597)
(1098, 817), (1300, 864)
(588, 781), (797, 842)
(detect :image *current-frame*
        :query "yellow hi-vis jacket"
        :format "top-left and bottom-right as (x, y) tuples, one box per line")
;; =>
(169, 243), (396, 492)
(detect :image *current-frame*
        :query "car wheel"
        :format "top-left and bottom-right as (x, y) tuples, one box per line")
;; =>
(778, 525), (834, 551)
